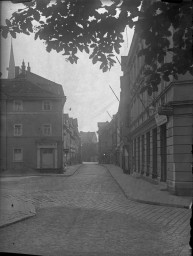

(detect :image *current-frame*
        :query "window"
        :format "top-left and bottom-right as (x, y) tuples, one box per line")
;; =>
(42, 124), (52, 136)
(42, 101), (51, 111)
(14, 124), (22, 136)
(13, 148), (23, 162)
(13, 100), (23, 111)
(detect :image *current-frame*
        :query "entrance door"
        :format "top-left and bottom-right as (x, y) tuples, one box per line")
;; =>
(152, 128), (158, 179)
(41, 148), (54, 168)
(141, 135), (145, 174)
(138, 137), (140, 173)
(146, 132), (150, 176)
(160, 124), (167, 181)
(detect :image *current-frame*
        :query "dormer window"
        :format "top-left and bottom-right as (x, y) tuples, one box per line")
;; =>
(42, 101), (52, 111)
(13, 100), (23, 111)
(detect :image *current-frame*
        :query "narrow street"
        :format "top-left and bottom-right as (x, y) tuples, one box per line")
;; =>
(0, 164), (190, 256)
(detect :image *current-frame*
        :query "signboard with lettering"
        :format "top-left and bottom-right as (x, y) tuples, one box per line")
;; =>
(158, 106), (173, 116)
(155, 113), (167, 126)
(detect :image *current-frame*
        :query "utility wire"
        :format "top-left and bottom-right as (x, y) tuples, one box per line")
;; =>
(109, 84), (120, 102)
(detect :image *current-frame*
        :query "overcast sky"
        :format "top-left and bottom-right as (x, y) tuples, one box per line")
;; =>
(1, 1), (134, 132)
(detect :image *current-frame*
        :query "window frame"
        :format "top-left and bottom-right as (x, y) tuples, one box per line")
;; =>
(42, 124), (52, 136)
(42, 100), (52, 111)
(13, 100), (23, 111)
(14, 124), (23, 136)
(13, 148), (23, 162)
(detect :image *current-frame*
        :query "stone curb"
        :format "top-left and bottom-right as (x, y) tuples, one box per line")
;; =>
(0, 165), (82, 228)
(0, 212), (36, 229)
(102, 165), (191, 210)
(0, 164), (83, 179)
(63, 164), (83, 177)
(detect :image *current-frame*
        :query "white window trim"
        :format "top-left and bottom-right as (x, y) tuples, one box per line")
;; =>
(14, 124), (23, 136)
(42, 100), (52, 111)
(13, 148), (23, 162)
(13, 100), (23, 111)
(42, 124), (52, 136)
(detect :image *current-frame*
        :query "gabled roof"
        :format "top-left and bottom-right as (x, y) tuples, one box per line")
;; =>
(25, 71), (64, 97)
(0, 78), (63, 98)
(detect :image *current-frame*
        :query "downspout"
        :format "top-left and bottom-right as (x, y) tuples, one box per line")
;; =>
(5, 98), (7, 170)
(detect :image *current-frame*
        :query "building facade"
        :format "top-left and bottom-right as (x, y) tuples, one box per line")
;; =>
(63, 114), (81, 165)
(80, 131), (98, 162)
(97, 122), (113, 164)
(0, 58), (66, 173)
(119, 28), (193, 195)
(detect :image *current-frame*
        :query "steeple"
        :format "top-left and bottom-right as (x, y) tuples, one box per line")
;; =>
(7, 40), (15, 79)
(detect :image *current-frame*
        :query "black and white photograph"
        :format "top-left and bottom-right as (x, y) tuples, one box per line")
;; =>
(0, 0), (192, 255)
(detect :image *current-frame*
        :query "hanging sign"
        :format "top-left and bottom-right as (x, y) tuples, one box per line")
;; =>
(155, 113), (167, 126)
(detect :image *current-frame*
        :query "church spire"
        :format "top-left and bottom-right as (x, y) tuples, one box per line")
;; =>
(8, 40), (15, 79)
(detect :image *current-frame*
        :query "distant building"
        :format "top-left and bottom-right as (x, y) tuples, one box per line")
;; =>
(63, 114), (81, 165)
(97, 122), (113, 164)
(79, 131), (98, 162)
(0, 44), (66, 173)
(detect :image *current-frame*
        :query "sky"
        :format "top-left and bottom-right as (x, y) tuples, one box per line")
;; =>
(1, 1), (134, 133)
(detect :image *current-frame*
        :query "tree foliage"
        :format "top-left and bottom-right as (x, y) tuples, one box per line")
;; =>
(1, 0), (192, 94)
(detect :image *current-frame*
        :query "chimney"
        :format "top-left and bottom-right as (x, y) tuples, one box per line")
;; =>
(27, 62), (31, 72)
(21, 60), (26, 74)
(15, 66), (21, 77)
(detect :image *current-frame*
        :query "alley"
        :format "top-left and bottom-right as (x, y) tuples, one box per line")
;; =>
(0, 164), (191, 256)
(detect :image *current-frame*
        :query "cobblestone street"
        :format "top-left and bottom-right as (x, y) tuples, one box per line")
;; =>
(0, 164), (191, 256)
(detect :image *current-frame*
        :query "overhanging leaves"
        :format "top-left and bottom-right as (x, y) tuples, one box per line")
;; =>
(1, 0), (192, 95)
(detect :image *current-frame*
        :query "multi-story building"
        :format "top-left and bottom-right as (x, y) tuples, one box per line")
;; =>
(63, 114), (81, 165)
(79, 131), (98, 162)
(0, 45), (66, 173)
(97, 122), (113, 164)
(119, 16), (193, 195)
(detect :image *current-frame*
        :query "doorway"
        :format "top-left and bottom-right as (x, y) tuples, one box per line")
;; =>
(146, 132), (150, 176)
(160, 124), (167, 181)
(41, 148), (54, 168)
(152, 128), (158, 179)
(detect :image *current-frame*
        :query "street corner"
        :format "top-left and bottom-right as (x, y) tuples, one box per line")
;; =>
(0, 195), (36, 228)
(62, 164), (83, 176)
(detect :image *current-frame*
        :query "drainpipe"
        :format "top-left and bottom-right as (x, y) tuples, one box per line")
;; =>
(5, 98), (7, 170)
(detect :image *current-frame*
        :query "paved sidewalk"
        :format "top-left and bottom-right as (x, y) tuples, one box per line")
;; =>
(104, 164), (192, 209)
(0, 164), (82, 228)
(0, 164), (83, 180)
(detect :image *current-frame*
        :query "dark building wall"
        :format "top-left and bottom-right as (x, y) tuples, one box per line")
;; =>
(2, 98), (64, 172)
(81, 143), (98, 162)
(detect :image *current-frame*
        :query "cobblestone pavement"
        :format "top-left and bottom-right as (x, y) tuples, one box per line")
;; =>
(0, 164), (191, 256)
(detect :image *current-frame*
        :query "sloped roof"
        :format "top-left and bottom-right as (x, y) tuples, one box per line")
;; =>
(0, 78), (62, 98)
(25, 72), (64, 97)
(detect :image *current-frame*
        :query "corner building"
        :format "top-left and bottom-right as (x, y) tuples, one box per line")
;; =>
(1, 59), (66, 173)
(120, 32), (193, 196)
